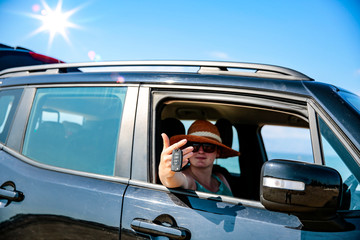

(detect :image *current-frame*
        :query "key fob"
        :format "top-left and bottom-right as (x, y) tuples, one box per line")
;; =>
(171, 149), (183, 172)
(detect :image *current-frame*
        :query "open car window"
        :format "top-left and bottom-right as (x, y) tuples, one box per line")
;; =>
(155, 93), (309, 200)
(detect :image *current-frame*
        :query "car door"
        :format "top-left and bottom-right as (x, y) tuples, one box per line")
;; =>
(121, 86), (360, 239)
(121, 87), (303, 239)
(0, 85), (138, 239)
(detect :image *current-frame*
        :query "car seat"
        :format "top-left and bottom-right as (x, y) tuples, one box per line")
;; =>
(215, 118), (233, 148)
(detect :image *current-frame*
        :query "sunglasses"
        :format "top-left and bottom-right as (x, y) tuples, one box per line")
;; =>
(186, 142), (217, 153)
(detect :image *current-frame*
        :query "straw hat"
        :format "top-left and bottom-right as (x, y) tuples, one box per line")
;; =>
(170, 120), (240, 158)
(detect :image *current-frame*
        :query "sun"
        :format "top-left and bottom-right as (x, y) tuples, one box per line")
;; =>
(29, 0), (81, 47)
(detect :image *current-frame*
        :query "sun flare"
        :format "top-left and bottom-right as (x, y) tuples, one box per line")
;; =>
(29, 0), (81, 47)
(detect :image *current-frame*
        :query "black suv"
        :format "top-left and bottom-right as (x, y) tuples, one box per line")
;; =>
(0, 43), (63, 71)
(0, 61), (359, 239)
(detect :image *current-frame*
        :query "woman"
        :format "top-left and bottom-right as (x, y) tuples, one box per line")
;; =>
(159, 120), (240, 196)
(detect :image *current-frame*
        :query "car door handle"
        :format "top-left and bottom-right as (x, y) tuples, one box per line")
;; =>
(0, 181), (24, 204)
(131, 218), (190, 240)
(0, 188), (24, 202)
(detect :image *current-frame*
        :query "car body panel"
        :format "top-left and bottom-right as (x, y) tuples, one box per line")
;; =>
(0, 151), (126, 239)
(121, 184), (360, 239)
(0, 71), (310, 97)
(121, 184), (301, 239)
(0, 61), (359, 239)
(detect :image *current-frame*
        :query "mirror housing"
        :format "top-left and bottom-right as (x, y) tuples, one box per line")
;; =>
(260, 159), (349, 231)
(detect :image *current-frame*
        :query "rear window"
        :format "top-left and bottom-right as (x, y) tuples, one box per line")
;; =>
(22, 87), (127, 176)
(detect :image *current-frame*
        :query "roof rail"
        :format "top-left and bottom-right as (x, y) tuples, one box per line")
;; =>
(0, 60), (313, 80)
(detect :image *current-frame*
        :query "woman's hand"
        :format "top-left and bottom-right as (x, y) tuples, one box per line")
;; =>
(158, 133), (193, 188)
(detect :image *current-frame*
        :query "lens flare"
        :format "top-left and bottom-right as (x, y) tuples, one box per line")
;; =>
(111, 73), (125, 83)
(87, 50), (102, 61)
(32, 4), (41, 12)
(28, 0), (83, 48)
(88, 50), (96, 61)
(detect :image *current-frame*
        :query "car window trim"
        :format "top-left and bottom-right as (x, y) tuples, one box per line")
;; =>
(115, 85), (139, 178)
(7, 87), (34, 152)
(307, 102), (324, 165)
(2, 144), (129, 184)
(128, 179), (265, 209)
(152, 91), (309, 120)
(131, 86), (151, 181)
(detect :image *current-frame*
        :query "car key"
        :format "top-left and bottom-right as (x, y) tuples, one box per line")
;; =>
(171, 148), (183, 172)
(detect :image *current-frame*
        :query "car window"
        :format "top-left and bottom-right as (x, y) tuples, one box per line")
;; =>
(22, 87), (127, 176)
(318, 117), (360, 210)
(0, 89), (23, 144)
(156, 96), (309, 200)
(261, 125), (314, 163)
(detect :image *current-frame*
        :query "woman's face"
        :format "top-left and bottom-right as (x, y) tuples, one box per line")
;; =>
(188, 143), (220, 168)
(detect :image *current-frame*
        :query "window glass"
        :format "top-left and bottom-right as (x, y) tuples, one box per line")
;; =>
(0, 89), (23, 143)
(261, 125), (313, 163)
(182, 120), (240, 175)
(22, 87), (127, 176)
(318, 117), (360, 210)
(0, 96), (14, 134)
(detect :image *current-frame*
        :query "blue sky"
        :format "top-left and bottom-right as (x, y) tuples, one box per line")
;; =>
(1, 0), (359, 94)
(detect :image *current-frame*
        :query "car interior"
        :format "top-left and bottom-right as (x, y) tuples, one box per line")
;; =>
(155, 98), (309, 201)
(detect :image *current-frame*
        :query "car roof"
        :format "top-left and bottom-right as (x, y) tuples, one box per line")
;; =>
(0, 60), (359, 152)
(0, 60), (313, 80)
(0, 43), (32, 52)
(0, 60), (316, 95)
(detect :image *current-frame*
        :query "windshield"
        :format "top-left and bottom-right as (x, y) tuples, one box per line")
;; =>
(338, 91), (360, 115)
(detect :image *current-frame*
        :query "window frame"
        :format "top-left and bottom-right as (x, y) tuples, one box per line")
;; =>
(142, 84), (310, 202)
(307, 99), (360, 167)
(22, 86), (127, 176)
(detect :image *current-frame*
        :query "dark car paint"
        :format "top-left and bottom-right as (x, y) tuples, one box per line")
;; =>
(0, 44), (63, 71)
(0, 151), (126, 239)
(0, 63), (359, 239)
(121, 184), (301, 239)
(0, 71), (311, 96)
(120, 184), (360, 239)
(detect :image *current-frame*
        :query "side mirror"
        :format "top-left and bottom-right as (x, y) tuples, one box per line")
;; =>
(260, 159), (350, 231)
